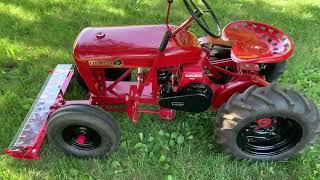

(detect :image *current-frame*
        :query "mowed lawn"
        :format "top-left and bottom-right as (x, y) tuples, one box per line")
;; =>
(0, 0), (320, 179)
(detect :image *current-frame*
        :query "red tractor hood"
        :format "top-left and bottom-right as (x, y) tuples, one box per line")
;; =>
(73, 25), (202, 67)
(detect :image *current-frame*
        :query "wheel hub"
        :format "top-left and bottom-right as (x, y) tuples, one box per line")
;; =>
(62, 125), (102, 149)
(76, 134), (86, 145)
(257, 117), (273, 128)
(237, 116), (303, 156)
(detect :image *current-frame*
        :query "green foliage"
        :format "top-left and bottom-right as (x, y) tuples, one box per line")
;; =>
(0, 0), (319, 179)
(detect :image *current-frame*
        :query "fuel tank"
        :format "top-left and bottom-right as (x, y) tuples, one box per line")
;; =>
(73, 25), (203, 68)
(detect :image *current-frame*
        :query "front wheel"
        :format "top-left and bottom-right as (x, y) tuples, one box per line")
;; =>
(47, 104), (120, 158)
(215, 85), (320, 160)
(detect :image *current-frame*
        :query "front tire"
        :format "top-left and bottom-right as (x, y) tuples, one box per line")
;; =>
(47, 104), (120, 158)
(215, 85), (320, 160)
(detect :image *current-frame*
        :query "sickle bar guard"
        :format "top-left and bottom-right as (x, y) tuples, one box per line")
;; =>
(4, 64), (73, 160)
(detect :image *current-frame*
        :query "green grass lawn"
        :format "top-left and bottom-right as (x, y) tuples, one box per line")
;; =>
(0, 0), (320, 179)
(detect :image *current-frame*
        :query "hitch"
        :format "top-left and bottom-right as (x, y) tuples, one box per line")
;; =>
(4, 64), (73, 160)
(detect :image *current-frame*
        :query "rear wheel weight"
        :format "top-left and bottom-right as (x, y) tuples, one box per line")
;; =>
(47, 104), (120, 158)
(215, 85), (320, 160)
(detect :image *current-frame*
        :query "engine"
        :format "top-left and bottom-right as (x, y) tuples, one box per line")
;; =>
(158, 65), (213, 113)
(159, 83), (213, 113)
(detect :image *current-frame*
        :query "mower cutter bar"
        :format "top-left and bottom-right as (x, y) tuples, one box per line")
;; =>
(4, 64), (73, 160)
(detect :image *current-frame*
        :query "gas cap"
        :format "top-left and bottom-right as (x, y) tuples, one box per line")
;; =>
(96, 32), (105, 39)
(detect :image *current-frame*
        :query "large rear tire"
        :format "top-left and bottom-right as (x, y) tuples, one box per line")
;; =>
(47, 104), (120, 158)
(215, 85), (320, 160)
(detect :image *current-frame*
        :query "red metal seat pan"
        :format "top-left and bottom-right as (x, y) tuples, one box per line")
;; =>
(222, 20), (294, 63)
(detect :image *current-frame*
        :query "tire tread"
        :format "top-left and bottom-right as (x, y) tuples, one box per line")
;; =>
(215, 85), (320, 161)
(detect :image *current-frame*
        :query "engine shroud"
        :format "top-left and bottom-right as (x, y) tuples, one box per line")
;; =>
(159, 83), (213, 113)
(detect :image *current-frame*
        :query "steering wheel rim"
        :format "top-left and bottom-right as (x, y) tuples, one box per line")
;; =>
(183, 0), (222, 38)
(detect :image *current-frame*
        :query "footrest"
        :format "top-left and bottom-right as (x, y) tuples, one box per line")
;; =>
(4, 64), (73, 160)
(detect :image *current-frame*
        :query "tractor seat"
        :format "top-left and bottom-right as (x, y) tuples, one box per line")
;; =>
(222, 20), (294, 63)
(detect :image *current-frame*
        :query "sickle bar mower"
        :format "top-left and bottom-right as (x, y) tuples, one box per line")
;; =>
(4, 64), (73, 160)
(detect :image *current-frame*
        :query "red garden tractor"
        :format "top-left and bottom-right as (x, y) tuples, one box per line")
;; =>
(4, 0), (320, 161)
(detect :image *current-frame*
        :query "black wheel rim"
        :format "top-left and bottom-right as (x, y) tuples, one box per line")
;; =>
(62, 125), (102, 150)
(237, 117), (303, 156)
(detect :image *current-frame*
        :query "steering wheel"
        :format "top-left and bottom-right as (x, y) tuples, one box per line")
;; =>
(183, 0), (222, 38)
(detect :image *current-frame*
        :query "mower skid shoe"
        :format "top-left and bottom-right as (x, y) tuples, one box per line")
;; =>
(4, 64), (73, 160)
